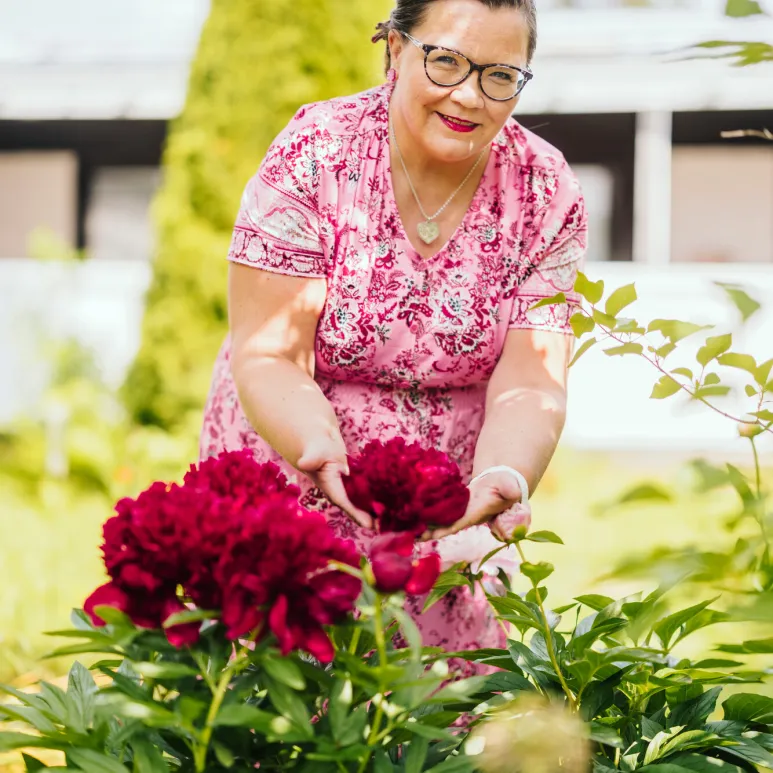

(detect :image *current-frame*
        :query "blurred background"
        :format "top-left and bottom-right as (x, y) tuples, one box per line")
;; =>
(0, 0), (772, 721)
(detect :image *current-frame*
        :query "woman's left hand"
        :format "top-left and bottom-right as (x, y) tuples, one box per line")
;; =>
(422, 470), (523, 541)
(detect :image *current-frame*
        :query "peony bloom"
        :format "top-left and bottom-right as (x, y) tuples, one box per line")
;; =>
(468, 694), (589, 773)
(369, 532), (441, 595)
(215, 498), (362, 663)
(490, 503), (532, 543)
(343, 438), (469, 535)
(85, 450), (362, 659)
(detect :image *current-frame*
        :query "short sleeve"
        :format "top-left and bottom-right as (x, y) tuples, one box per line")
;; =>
(227, 110), (327, 278)
(508, 162), (588, 333)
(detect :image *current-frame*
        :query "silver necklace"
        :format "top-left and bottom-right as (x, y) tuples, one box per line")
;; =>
(389, 118), (488, 246)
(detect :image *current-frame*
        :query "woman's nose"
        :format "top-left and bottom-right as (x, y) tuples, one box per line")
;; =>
(449, 75), (485, 110)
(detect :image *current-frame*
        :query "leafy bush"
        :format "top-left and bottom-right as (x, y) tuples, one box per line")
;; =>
(123, 0), (392, 430)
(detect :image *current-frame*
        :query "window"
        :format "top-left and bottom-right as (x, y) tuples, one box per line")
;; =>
(0, 151), (78, 259)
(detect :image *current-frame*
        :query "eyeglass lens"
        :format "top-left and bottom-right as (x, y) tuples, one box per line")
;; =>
(425, 48), (525, 100)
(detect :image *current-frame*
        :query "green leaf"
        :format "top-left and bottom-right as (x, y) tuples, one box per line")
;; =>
(520, 561), (554, 584)
(393, 607), (424, 662)
(745, 384), (758, 397)
(264, 676), (312, 736)
(652, 376), (682, 400)
(570, 337), (598, 367)
(213, 704), (280, 732)
(670, 687), (722, 727)
(213, 742), (235, 769)
(0, 733), (64, 753)
(696, 334), (733, 367)
(530, 293), (566, 310)
(525, 531), (564, 545)
(23, 754), (48, 772)
(703, 373), (721, 386)
(425, 756), (476, 773)
(590, 721), (624, 748)
(653, 598), (720, 650)
(615, 318), (646, 334)
(570, 312), (595, 338)
(130, 739), (169, 773)
(723, 693), (773, 724)
(618, 483), (673, 505)
(575, 595), (615, 611)
(66, 749), (130, 773)
(405, 736), (430, 773)
(726, 464), (755, 508)
(605, 343), (644, 357)
(575, 272), (604, 304)
(67, 662), (97, 730)
(716, 282), (762, 320)
(726, 0), (765, 16)
(693, 386), (731, 400)
(162, 608), (216, 628)
(262, 655), (306, 691)
(648, 319), (712, 343)
(717, 352), (758, 376)
(660, 755), (745, 772)
(423, 569), (470, 612)
(605, 283), (637, 316)
(654, 342), (678, 359)
(131, 661), (199, 680)
(593, 309), (617, 328)
(672, 367), (694, 379)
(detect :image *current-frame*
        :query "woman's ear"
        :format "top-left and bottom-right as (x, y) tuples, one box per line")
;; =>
(387, 29), (406, 75)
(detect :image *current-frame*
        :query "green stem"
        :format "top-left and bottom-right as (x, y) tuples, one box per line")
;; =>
(514, 542), (577, 712)
(193, 640), (255, 772)
(350, 627), (362, 655)
(749, 436), (771, 560)
(357, 595), (388, 773)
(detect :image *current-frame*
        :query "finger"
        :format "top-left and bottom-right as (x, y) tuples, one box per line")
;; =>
(425, 511), (490, 541)
(321, 470), (374, 530)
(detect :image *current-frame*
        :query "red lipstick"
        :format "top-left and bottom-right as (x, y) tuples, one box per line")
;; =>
(437, 112), (479, 133)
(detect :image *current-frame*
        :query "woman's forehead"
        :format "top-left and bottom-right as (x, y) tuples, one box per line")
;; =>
(414, 0), (530, 64)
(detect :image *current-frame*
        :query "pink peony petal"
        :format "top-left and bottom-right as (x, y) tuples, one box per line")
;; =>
(161, 599), (201, 649)
(405, 553), (441, 595)
(490, 503), (533, 543)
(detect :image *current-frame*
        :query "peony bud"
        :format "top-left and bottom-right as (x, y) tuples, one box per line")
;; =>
(490, 503), (532, 543)
(370, 533), (441, 595)
(468, 694), (589, 773)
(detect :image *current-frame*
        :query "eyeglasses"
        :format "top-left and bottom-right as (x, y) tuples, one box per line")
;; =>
(402, 32), (533, 102)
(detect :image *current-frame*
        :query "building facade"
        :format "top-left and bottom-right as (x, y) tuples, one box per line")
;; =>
(1, 0), (772, 450)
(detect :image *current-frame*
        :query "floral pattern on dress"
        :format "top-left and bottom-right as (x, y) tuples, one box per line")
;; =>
(202, 82), (588, 658)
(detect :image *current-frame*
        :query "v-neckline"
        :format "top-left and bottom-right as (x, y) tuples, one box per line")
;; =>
(384, 112), (497, 266)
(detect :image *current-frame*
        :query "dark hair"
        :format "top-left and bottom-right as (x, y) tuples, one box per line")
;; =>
(372, 0), (538, 73)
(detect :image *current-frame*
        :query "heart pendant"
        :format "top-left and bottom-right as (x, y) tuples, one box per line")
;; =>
(417, 220), (440, 245)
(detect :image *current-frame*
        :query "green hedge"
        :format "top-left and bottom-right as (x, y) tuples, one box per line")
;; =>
(124, 0), (392, 429)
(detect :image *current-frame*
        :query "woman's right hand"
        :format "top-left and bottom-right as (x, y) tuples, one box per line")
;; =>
(296, 435), (374, 530)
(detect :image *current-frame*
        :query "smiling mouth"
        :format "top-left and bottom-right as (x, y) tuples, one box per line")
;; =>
(437, 112), (480, 130)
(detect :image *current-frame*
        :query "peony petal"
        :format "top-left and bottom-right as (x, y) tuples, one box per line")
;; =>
(222, 590), (264, 640)
(490, 503), (533, 543)
(371, 551), (413, 593)
(83, 582), (131, 627)
(301, 624), (336, 664)
(161, 599), (201, 649)
(405, 553), (441, 595)
(268, 594), (296, 656)
(371, 532), (414, 557)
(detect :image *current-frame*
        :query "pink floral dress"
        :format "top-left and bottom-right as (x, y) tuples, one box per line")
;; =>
(201, 82), (587, 662)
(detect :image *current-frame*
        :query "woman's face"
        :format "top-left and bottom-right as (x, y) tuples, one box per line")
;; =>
(389, 0), (531, 165)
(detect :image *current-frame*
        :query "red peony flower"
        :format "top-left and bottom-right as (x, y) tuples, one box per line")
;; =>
(85, 451), (361, 660)
(215, 498), (361, 663)
(343, 438), (469, 535)
(369, 532), (441, 595)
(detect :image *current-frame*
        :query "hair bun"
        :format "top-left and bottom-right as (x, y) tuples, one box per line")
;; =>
(371, 19), (392, 44)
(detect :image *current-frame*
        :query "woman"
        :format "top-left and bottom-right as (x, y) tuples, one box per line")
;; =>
(201, 0), (587, 657)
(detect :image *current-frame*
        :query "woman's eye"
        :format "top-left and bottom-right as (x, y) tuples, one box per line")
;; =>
(435, 55), (460, 67)
(489, 70), (516, 83)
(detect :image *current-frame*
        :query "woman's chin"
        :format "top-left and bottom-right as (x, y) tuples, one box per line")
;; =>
(419, 133), (489, 165)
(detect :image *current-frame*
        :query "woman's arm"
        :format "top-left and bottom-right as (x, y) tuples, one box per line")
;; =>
(426, 328), (572, 539)
(229, 262), (373, 528)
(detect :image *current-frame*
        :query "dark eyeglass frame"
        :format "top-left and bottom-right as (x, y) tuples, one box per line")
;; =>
(402, 32), (533, 101)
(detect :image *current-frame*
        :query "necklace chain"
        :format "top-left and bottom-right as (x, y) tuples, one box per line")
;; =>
(389, 118), (488, 226)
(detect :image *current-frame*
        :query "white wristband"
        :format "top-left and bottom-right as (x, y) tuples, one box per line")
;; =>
(470, 465), (530, 506)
